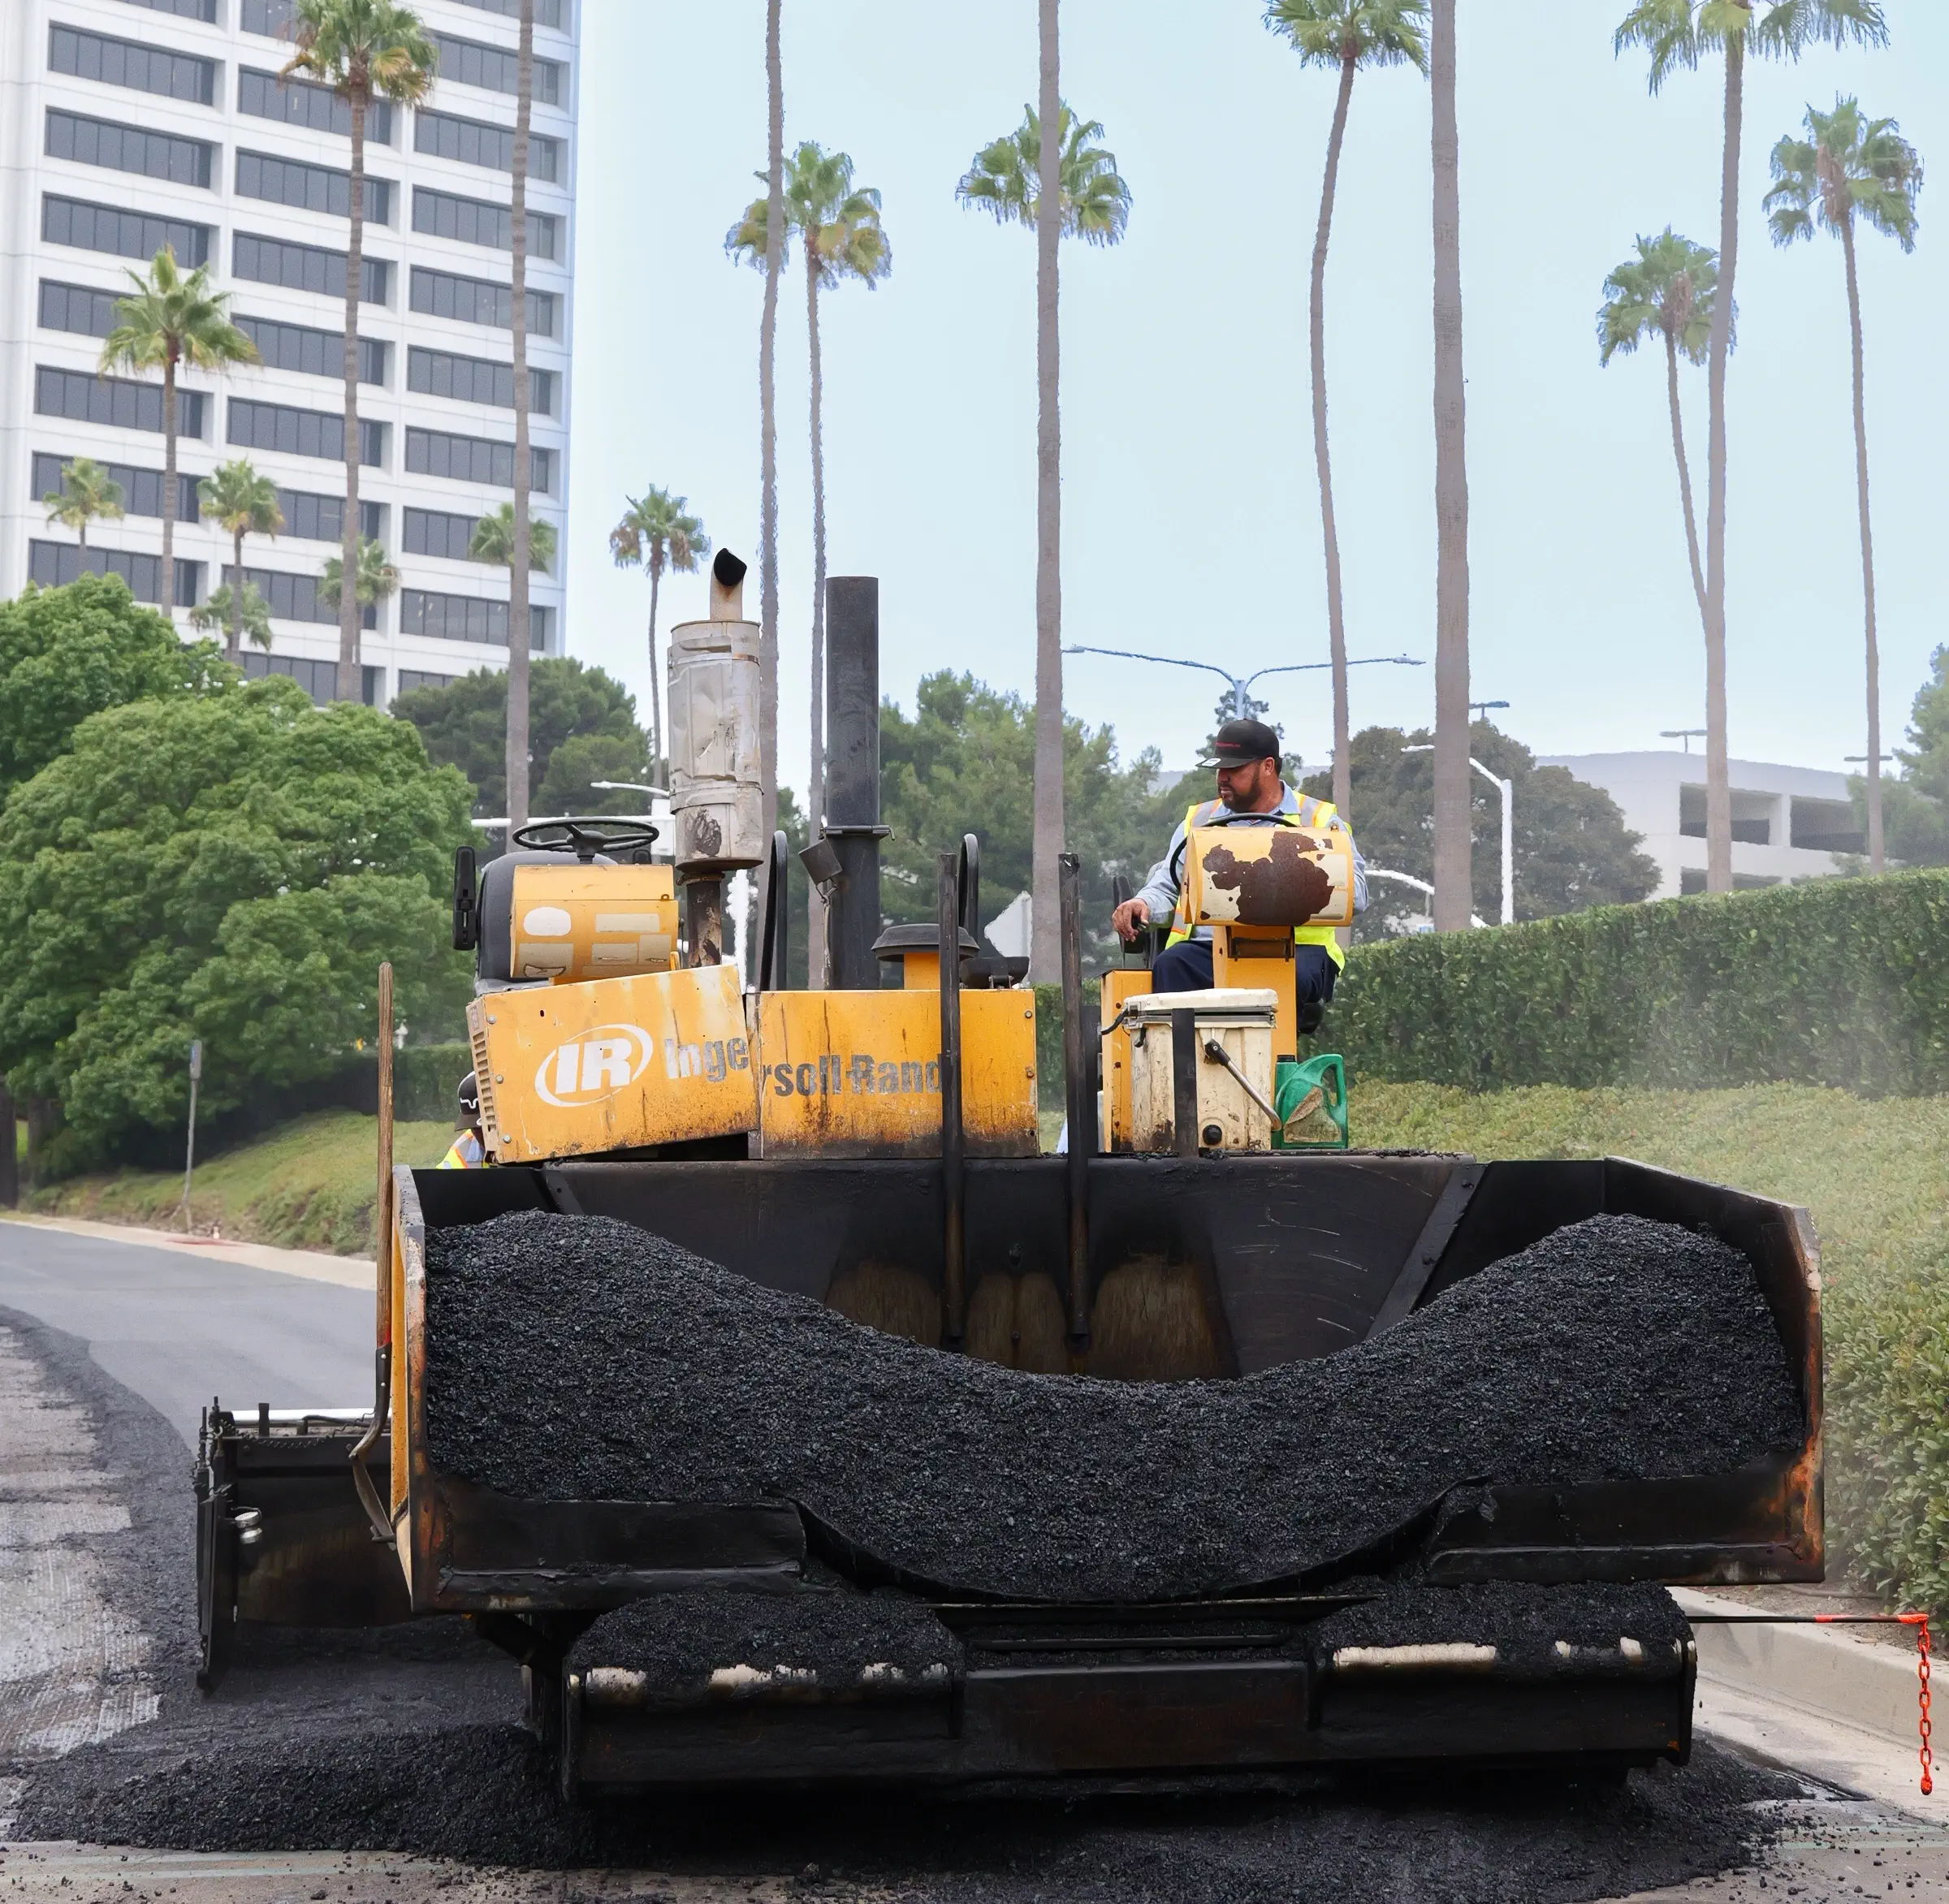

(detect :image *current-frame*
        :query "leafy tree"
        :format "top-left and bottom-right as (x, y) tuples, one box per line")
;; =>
(198, 460), (285, 663)
(318, 535), (400, 616)
(1860, 646), (1949, 866)
(1302, 723), (1660, 937)
(610, 486), (709, 771)
(960, 93), (1131, 981)
(1614, 0), (1890, 894)
(98, 248), (258, 595)
(878, 671), (1186, 968)
(1265, 1), (1428, 823)
(392, 657), (648, 819)
(468, 502), (558, 573)
(1598, 230), (1724, 630)
(188, 581), (274, 653)
(0, 677), (473, 1151)
(0, 573), (231, 800)
(732, 141), (892, 969)
(42, 457), (126, 551)
(1767, 96), (1922, 877)
(283, 0), (437, 703)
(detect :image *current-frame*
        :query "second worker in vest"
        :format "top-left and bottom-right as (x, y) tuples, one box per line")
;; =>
(1110, 717), (1368, 1001)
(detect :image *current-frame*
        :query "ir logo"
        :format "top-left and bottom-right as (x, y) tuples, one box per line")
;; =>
(534, 1023), (657, 1107)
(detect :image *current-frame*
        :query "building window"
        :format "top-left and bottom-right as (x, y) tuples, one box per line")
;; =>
(228, 396), (383, 465)
(236, 564), (376, 629)
(237, 67), (394, 144)
(38, 279), (123, 339)
(37, 365), (206, 438)
(236, 150), (393, 225)
(119, 0), (219, 19)
(239, 0), (296, 34)
(413, 109), (560, 183)
(265, 489), (385, 545)
(401, 506), (484, 561)
(33, 451), (199, 523)
(455, 0), (562, 25)
(1789, 797), (1867, 855)
(406, 344), (553, 415)
(395, 667), (459, 697)
(48, 25), (218, 106)
(429, 31), (563, 106)
(408, 266), (555, 337)
(404, 426), (551, 493)
(411, 186), (557, 261)
(45, 110), (214, 189)
(30, 540), (199, 607)
(243, 651), (382, 706)
(400, 588), (551, 650)
(236, 314), (387, 385)
(233, 232), (389, 305)
(44, 194), (210, 267)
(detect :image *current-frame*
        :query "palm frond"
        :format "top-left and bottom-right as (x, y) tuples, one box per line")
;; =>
(1264, 0), (1430, 76)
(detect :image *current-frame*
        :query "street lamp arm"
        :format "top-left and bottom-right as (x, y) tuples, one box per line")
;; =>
(1241, 655), (1424, 693)
(1062, 645), (1243, 692)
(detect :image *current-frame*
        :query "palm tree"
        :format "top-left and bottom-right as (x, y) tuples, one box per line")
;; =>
(1766, 97), (1921, 878)
(198, 460), (285, 664)
(758, 0), (785, 851)
(505, 0), (536, 831)
(958, 94), (1130, 980)
(41, 456), (126, 552)
(1598, 231), (1723, 628)
(1428, 0), (1470, 931)
(1614, 0), (1888, 894)
(731, 144), (891, 972)
(98, 248), (258, 612)
(283, 0), (436, 706)
(1264, 1), (1428, 824)
(318, 536), (401, 664)
(189, 581), (274, 652)
(469, 501), (558, 573)
(610, 488), (709, 774)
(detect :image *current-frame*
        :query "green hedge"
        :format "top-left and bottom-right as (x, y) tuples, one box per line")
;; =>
(1329, 870), (1949, 1096)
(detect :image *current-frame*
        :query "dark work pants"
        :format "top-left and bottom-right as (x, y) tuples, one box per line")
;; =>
(1150, 937), (1338, 1004)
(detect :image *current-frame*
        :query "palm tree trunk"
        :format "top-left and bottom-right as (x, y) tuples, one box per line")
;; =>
(1665, 329), (1708, 629)
(505, 0), (534, 833)
(806, 249), (829, 984)
(1840, 218), (1883, 874)
(161, 351), (179, 610)
(758, 0), (784, 853)
(1313, 53), (1357, 822)
(1429, 0), (1471, 933)
(647, 560), (663, 775)
(336, 89), (366, 705)
(229, 526), (244, 663)
(1029, 0), (1064, 985)
(1701, 34), (1742, 895)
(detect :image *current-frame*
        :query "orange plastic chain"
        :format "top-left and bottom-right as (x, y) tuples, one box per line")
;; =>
(1811, 1611), (1932, 1795)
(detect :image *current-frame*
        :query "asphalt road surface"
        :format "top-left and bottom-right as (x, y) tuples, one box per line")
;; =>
(0, 1220), (372, 1443)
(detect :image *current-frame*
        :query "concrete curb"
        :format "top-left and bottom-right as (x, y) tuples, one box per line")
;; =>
(0, 1211), (374, 1289)
(1675, 1586), (1929, 1751)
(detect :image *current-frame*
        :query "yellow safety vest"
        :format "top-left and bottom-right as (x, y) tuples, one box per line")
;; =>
(438, 1130), (487, 1169)
(1165, 796), (1350, 971)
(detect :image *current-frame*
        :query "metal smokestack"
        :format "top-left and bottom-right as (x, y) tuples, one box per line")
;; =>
(823, 577), (886, 991)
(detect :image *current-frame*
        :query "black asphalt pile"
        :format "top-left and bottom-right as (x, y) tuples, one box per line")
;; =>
(1304, 1581), (1692, 1676)
(568, 1587), (962, 1695)
(424, 1211), (1800, 1602)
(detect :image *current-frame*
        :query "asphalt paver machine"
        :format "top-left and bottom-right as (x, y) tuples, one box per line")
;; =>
(196, 558), (1823, 1797)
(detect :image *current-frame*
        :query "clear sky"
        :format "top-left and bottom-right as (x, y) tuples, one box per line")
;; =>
(564, 2), (1947, 799)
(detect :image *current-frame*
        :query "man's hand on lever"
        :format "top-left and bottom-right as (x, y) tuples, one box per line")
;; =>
(1112, 896), (1151, 943)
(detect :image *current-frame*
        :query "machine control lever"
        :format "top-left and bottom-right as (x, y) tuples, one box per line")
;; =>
(1202, 1037), (1279, 1126)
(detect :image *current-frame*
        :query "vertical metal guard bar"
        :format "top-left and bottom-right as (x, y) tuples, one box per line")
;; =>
(1059, 853), (1090, 1345)
(939, 850), (966, 1349)
(351, 961), (394, 1541)
(1171, 1008), (1199, 1159)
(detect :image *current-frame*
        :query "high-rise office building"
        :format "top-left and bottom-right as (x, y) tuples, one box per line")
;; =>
(0, 0), (576, 705)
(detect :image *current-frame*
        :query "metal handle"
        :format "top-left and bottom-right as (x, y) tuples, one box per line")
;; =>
(1060, 853), (1090, 1347)
(938, 850), (966, 1349)
(1202, 1037), (1280, 1125)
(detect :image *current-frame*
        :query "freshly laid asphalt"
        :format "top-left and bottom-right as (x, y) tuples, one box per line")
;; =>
(0, 1220), (374, 1443)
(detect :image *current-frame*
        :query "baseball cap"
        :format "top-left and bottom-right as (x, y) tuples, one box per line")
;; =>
(1201, 718), (1282, 770)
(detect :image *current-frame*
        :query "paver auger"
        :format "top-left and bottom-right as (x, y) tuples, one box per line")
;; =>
(196, 557), (1822, 1796)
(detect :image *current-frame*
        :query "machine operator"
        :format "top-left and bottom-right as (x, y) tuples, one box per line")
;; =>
(438, 1071), (488, 1169)
(1109, 717), (1368, 1004)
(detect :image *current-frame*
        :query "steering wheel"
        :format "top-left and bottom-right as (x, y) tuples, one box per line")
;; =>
(512, 816), (661, 861)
